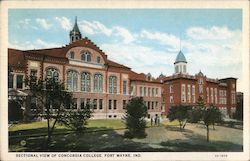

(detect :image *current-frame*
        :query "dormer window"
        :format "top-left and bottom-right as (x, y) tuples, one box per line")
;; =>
(97, 56), (101, 63)
(70, 52), (75, 59)
(81, 51), (91, 62)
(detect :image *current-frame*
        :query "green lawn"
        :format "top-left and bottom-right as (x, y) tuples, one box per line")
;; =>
(9, 120), (242, 152)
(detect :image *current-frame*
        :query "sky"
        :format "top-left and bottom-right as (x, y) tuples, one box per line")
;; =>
(8, 9), (243, 91)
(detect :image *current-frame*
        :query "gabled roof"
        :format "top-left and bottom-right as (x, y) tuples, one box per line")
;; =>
(174, 50), (187, 64)
(129, 71), (162, 84)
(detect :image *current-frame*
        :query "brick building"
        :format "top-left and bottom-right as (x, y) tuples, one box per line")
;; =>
(157, 51), (237, 118)
(8, 18), (237, 119)
(8, 18), (163, 119)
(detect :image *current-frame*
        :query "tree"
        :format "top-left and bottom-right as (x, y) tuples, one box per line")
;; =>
(25, 76), (74, 147)
(59, 103), (93, 134)
(168, 105), (191, 130)
(201, 105), (223, 142)
(123, 97), (148, 138)
(189, 96), (204, 123)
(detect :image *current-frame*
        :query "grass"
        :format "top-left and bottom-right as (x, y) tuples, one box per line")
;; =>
(9, 120), (243, 152)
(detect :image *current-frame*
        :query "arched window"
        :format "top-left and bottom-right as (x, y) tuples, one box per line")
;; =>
(67, 71), (78, 91)
(46, 68), (59, 81)
(94, 74), (103, 92)
(81, 51), (91, 62)
(97, 56), (101, 63)
(109, 76), (117, 94)
(81, 72), (91, 92)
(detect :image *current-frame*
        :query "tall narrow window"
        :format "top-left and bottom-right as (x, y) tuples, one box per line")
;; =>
(187, 85), (191, 103)
(81, 72), (91, 92)
(144, 87), (147, 96)
(16, 75), (23, 89)
(8, 74), (13, 88)
(97, 56), (101, 63)
(156, 88), (158, 96)
(152, 88), (155, 97)
(152, 102), (154, 109)
(214, 88), (218, 104)
(46, 68), (59, 81)
(148, 87), (150, 97)
(170, 85), (174, 93)
(181, 84), (186, 103)
(67, 71), (78, 91)
(123, 100), (126, 109)
(94, 74), (103, 92)
(207, 87), (209, 103)
(147, 102), (150, 110)
(123, 80), (127, 95)
(109, 100), (112, 109)
(210, 88), (214, 103)
(192, 85), (195, 103)
(80, 99), (85, 109)
(93, 99), (97, 110)
(140, 87), (143, 96)
(109, 76), (117, 94)
(70, 52), (75, 59)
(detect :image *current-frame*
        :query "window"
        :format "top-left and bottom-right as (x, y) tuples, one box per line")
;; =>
(147, 102), (150, 110)
(109, 76), (117, 94)
(123, 100), (126, 109)
(155, 102), (158, 109)
(93, 99), (97, 110)
(148, 87), (150, 97)
(81, 51), (91, 62)
(81, 72), (91, 92)
(8, 74), (13, 88)
(152, 88), (154, 97)
(109, 100), (112, 109)
(144, 87), (147, 96)
(169, 85), (174, 93)
(183, 65), (186, 73)
(123, 80), (127, 95)
(130, 86), (134, 95)
(46, 68), (59, 81)
(207, 87), (209, 103)
(99, 99), (103, 110)
(232, 83), (235, 89)
(210, 88), (214, 103)
(152, 102), (154, 110)
(94, 74), (103, 92)
(181, 84), (186, 103)
(187, 85), (191, 103)
(113, 100), (117, 110)
(170, 96), (174, 103)
(80, 99), (85, 109)
(214, 88), (217, 104)
(72, 98), (77, 109)
(30, 69), (37, 78)
(192, 85), (195, 103)
(67, 71), (78, 91)
(97, 56), (101, 63)
(140, 87), (143, 96)
(16, 75), (23, 89)
(156, 88), (158, 96)
(70, 52), (75, 59)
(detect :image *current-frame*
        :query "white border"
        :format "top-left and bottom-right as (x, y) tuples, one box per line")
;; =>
(0, 0), (249, 161)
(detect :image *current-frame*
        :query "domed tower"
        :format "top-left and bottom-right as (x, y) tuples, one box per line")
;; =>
(70, 17), (82, 43)
(174, 50), (187, 74)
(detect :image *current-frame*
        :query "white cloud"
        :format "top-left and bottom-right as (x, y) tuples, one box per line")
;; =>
(186, 26), (234, 40)
(140, 30), (180, 49)
(55, 17), (72, 31)
(17, 19), (38, 30)
(9, 39), (61, 50)
(36, 18), (51, 30)
(113, 26), (136, 44)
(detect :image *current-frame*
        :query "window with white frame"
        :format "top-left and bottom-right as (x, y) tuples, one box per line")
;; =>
(214, 88), (217, 104)
(122, 80), (127, 95)
(81, 51), (91, 62)
(169, 85), (174, 93)
(46, 68), (59, 81)
(181, 84), (186, 103)
(148, 87), (150, 97)
(156, 88), (158, 96)
(94, 74), (103, 92)
(187, 84), (191, 103)
(192, 85), (195, 103)
(81, 72), (91, 92)
(140, 87), (143, 96)
(144, 87), (147, 96)
(109, 76), (117, 94)
(170, 96), (174, 103)
(67, 71), (78, 91)
(210, 88), (214, 103)
(152, 88), (154, 97)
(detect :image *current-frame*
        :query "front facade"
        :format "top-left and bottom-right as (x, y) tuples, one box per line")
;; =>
(8, 18), (237, 120)
(8, 19), (163, 119)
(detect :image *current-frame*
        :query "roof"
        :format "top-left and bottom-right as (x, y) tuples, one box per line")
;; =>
(129, 71), (161, 84)
(174, 50), (187, 64)
(8, 49), (26, 69)
(107, 59), (130, 69)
